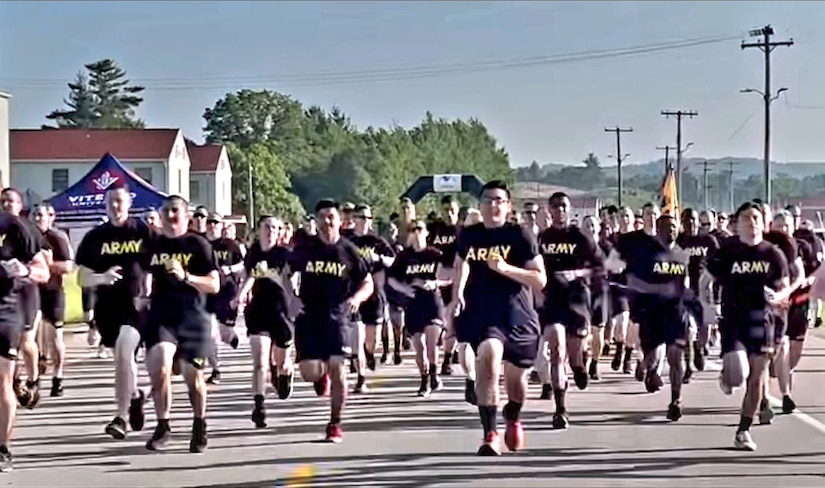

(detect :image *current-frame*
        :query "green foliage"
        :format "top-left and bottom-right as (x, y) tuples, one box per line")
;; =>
(203, 90), (511, 222)
(46, 59), (145, 129)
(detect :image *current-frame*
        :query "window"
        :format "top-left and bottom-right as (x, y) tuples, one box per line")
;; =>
(222, 181), (226, 201)
(190, 180), (201, 201)
(52, 168), (69, 193)
(134, 167), (152, 184)
(178, 169), (183, 193)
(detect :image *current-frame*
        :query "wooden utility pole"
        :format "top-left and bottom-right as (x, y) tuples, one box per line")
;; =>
(698, 160), (716, 210)
(656, 145), (677, 173)
(604, 127), (633, 206)
(661, 110), (698, 201)
(742, 25), (793, 205)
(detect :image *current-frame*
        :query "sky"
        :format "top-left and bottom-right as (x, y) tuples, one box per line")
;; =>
(2, 1), (825, 168)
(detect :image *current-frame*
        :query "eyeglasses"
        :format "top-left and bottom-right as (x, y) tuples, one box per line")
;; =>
(207, 220), (221, 225)
(481, 197), (509, 205)
(194, 214), (207, 219)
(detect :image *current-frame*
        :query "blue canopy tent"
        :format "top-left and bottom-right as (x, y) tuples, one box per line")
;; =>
(48, 153), (168, 222)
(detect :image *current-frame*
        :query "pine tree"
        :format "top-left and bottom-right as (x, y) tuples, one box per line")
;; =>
(44, 72), (100, 128)
(45, 58), (146, 128)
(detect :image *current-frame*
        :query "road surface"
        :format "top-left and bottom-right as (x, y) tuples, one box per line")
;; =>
(6, 324), (825, 487)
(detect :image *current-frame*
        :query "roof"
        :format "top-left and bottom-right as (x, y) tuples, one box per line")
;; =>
(10, 128), (180, 161)
(186, 141), (223, 172)
(0, 91), (10, 99)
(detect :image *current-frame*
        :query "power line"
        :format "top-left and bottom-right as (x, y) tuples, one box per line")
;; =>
(0, 34), (743, 91)
(661, 110), (698, 203)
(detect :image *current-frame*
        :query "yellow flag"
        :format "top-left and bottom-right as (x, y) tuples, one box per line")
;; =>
(660, 168), (679, 216)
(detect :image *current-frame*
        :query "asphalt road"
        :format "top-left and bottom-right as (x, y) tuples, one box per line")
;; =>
(5, 324), (825, 488)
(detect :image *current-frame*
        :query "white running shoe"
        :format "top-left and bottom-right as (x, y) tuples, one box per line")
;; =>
(734, 430), (757, 451)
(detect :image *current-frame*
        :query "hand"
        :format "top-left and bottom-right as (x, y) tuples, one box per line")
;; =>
(447, 297), (465, 317)
(368, 250), (381, 264)
(422, 280), (438, 291)
(346, 296), (362, 314)
(102, 265), (122, 285)
(221, 265), (232, 276)
(166, 260), (186, 281)
(764, 287), (788, 308)
(0, 259), (28, 278)
(486, 253), (508, 273)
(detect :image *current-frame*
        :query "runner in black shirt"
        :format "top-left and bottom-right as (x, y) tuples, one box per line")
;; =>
(606, 206), (636, 374)
(190, 206), (208, 236)
(236, 215), (295, 428)
(536, 192), (603, 430)
(1, 188), (49, 408)
(290, 199), (373, 444)
(142, 195), (219, 453)
(203, 212), (243, 385)
(340, 202), (357, 239)
(428, 196), (461, 375)
(453, 180), (546, 456)
(705, 202), (790, 451)
(32, 203), (74, 397)
(580, 215), (609, 375)
(623, 215), (692, 420)
(677, 208), (720, 376)
(76, 184), (153, 440)
(0, 210), (50, 472)
(388, 220), (450, 397)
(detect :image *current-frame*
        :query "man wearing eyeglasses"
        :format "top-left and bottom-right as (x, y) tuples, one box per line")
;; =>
(190, 206), (209, 236)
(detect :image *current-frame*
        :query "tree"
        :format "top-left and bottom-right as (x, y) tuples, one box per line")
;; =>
(227, 144), (304, 221)
(86, 59), (145, 128)
(45, 58), (145, 128)
(45, 72), (100, 128)
(203, 90), (513, 221)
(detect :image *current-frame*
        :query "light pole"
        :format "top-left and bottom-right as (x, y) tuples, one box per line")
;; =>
(741, 86), (788, 204)
(608, 152), (631, 206)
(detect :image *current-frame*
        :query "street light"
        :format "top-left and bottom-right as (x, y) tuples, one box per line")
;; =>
(608, 153), (631, 206)
(741, 86), (789, 204)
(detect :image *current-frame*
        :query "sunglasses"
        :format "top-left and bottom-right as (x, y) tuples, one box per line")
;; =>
(207, 220), (221, 225)
(194, 213), (207, 218)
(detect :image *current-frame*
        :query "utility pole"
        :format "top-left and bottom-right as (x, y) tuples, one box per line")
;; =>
(742, 25), (793, 205)
(656, 145), (677, 173)
(661, 110), (698, 202)
(698, 160), (716, 210)
(723, 160), (740, 212)
(605, 126), (633, 206)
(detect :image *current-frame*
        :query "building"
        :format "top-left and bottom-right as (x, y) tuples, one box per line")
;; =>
(511, 181), (601, 220)
(0, 91), (10, 188)
(186, 141), (233, 216)
(10, 128), (191, 203)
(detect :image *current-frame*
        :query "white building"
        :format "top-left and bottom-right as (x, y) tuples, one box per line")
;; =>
(0, 91), (11, 188)
(186, 141), (233, 216)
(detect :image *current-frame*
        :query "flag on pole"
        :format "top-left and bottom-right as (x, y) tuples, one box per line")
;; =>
(660, 167), (679, 216)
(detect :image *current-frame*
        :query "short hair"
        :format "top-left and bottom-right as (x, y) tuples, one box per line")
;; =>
(606, 205), (619, 215)
(480, 180), (511, 199)
(1, 188), (23, 200)
(164, 195), (189, 207)
(735, 201), (761, 219)
(315, 198), (340, 213)
(548, 192), (569, 203)
(642, 202), (659, 211)
(440, 195), (455, 205)
(257, 214), (275, 226)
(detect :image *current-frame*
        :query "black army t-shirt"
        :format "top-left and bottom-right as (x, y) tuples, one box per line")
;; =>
(706, 238), (788, 324)
(428, 220), (459, 267)
(0, 214), (41, 302)
(539, 225), (603, 298)
(145, 232), (219, 311)
(626, 234), (689, 292)
(457, 222), (539, 329)
(76, 218), (153, 301)
(244, 240), (291, 306)
(389, 247), (442, 302)
(676, 232), (719, 293)
(42, 228), (73, 292)
(291, 237), (369, 320)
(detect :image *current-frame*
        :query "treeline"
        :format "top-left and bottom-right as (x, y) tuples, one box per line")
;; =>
(45, 59), (513, 221)
(203, 90), (512, 220)
(516, 158), (824, 211)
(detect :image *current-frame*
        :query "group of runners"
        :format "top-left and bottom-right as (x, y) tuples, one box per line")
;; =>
(0, 178), (820, 472)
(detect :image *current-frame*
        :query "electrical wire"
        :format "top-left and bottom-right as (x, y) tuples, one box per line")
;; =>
(0, 33), (743, 91)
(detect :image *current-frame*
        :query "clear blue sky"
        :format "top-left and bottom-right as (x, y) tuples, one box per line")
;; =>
(2, 1), (824, 167)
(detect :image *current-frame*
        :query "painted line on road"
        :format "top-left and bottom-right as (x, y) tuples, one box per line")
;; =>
(704, 359), (825, 436)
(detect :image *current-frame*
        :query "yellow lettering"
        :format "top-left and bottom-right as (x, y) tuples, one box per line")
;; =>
(217, 250), (229, 261)
(149, 252), (192, 268)
(541, 243), (577, 255)
(686, 246), (708, 257)
(465, 245), (512, 262)
(653, 262), (686, 275)
(357, 246), (375, 259)
(406, 263), (436, 275)
(433, 235), (455, 246)
(305, 260), (347, 277)
(101, 240), (143, 255)
(0, 234), (6, 247)
(731, 261), (771, 274)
